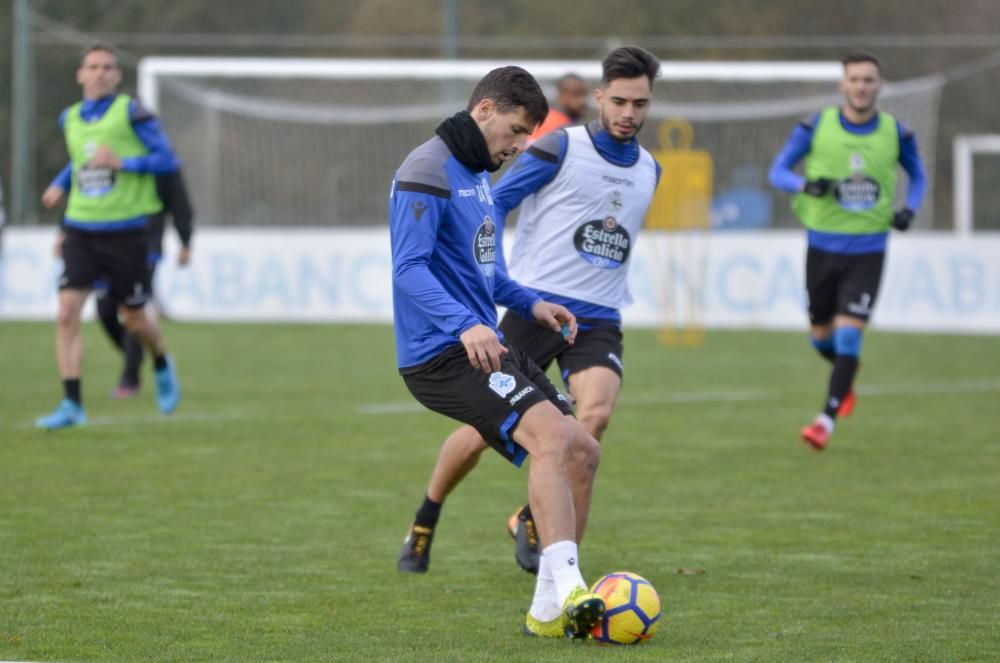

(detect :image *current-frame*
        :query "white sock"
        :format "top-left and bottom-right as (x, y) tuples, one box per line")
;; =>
(817, 413), (835, 433)
(543, 540), (586, 608)
(528, 552), (561, 622)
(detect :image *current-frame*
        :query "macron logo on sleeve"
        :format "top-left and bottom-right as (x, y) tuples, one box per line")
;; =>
(411, 200), (428, 221)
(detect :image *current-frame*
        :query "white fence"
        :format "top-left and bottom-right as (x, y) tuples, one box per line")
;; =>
(2, 228), (999, 333)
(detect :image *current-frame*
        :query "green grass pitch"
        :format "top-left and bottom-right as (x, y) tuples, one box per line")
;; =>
(1, 322), (998, 661)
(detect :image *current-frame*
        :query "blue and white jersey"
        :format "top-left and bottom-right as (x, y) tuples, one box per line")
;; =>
(505, 124), (658, 311)
(390, 136), (541, 370)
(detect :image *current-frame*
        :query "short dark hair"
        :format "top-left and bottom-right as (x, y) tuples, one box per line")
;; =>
(466, 66), (549, 126)
(842, 52), (882, 73)
(80, 43), (119, 67)
(555, 73), (585, 92)
(601, 45), (660, 87)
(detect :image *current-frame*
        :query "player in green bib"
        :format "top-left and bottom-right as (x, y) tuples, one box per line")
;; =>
(768, 52), (927, 451)
(36, 43), (182, 429)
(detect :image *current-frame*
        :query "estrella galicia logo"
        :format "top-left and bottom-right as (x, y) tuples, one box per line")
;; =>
(411, 199), (428, 221)
(834, 175), (880, 211)
(473, 215), (497, 277)
(488, 371), (516, 398)
(76, 166), (116, 197)
(573, 216), (631, 269)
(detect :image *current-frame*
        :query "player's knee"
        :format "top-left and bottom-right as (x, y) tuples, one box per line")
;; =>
(453, 427), (488, 462)
(578, 403), (614, 441)
(524, 416), (575, 466)
(570, 427), (601, 477)
(55, 304), (79, 330)
(121, 308), (145, 332)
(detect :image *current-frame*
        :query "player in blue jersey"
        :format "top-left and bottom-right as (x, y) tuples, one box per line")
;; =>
(37, 44), (181, 429)
(395, 47), (662, 636)
(390, 66), (608, 638)
(768, 52), (926, 450)
(398, 47), (662, 578)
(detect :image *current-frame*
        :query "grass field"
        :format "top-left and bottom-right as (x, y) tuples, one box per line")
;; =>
(1, 321), (998, 662)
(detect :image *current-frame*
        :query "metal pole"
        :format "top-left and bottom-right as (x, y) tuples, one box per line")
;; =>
(11, 0), (35, 225)
(441, 0), (461, 109)
(441, 0), (459, 59)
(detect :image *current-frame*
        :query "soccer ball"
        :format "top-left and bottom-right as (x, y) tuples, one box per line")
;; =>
(590, 571), (662, 645)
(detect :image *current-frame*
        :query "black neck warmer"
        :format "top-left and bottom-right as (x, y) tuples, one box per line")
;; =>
(435, 110), (499, 173)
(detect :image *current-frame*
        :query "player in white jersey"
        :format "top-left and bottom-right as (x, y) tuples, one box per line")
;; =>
(397, 46), (662, 638)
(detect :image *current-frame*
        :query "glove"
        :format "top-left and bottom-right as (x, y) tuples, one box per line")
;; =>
(802, 178), (833, 196)
(892, 208), (914, 231)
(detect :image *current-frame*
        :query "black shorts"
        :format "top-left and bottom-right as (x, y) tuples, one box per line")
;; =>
(60, 227), (151, 309)
(95, 260), (158, 301)
(499, 310), (625, 386)
(401, 343), (574, 467)
(805, 247), (885, 325)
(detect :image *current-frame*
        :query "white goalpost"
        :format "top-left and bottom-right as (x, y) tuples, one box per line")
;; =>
(952, 134), (1000, 236)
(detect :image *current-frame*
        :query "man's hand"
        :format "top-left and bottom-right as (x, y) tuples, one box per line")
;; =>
(178, 245), (192, 266)
(892, 208), (914, 231)
(41, 185), (65, 209)
(802, 178), (833, 197)
(53, 232), (66, 258)
(88, 145), (123, 170)
(460, 324), (508, 373)
(531, 300), (578, 344)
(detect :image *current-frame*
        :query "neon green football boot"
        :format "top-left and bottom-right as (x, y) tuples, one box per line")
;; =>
(562, 587), (605, 639)
(523, 587), (606, 639)
(522, 611), (568, 638)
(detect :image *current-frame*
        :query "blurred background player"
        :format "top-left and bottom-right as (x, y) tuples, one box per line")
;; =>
(389, 66), (607, 638)
(37, 43), (182, 429)
(768, 52), (926, 450)
(97, 168), (193, 399)
(398, 46), (661, 588)
(528, 72), (589, 142)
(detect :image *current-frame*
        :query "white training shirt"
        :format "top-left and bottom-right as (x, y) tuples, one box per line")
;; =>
(508, 125), (658, 309)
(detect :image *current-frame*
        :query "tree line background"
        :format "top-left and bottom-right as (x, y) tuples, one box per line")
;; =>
(3, 0), (1000, 228)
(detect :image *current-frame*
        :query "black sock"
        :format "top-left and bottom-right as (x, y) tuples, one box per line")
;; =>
(63, 379), (82, 405)
(823, 355), (859, 419)
(414, 495), (442, 529)
(153, 353), (168, 371)
(520, 503), (533, 521)
(96, 294), (125, 350)
(121, 333), (144, 386)
(817, 347), (835, 363)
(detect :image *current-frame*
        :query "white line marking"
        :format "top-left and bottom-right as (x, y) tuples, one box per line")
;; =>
(356, 402), (426, 415)
(5, 411), (246, 431)
(622, 389), (780, 405)
(356, 380), (1000, 415)
(856, 379), (1000, 396)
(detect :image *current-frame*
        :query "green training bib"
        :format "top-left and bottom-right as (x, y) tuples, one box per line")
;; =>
(792, 106), (899, 235)
(64, 94), (162, 223)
